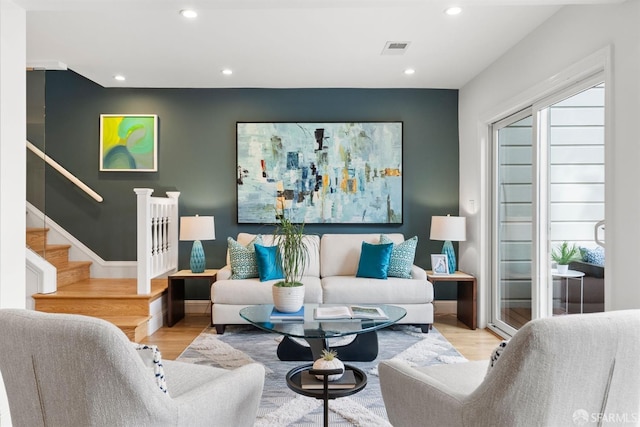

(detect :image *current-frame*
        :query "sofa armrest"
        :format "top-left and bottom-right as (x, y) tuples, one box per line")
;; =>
(410, 265), (427, 280)
(569, 260), (604, 278)
(167, 362), (265, 427)
(380, 360), (484, 427)
(217, 265), (232, 281)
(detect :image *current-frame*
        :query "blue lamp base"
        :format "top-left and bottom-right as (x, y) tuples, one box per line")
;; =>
(442, 240), (456, 274)
(190, 240), (206, 273)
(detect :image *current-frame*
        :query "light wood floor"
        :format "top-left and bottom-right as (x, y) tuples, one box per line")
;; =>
(142, 313), (502, 361)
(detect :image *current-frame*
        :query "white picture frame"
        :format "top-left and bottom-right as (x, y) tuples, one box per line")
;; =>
(431, 254), (449, 275)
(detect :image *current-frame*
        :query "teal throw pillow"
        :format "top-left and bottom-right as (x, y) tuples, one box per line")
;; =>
(254, 243), (285, 282)
(228, 235), (263, 279)
(380, 235), (418, 279)
(356, 242), (394, 279)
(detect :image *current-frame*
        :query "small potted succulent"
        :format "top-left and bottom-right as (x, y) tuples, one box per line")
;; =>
(551, 241), (581, 274)
(272, 209), (308, 312)
(312, 349), (344, 381)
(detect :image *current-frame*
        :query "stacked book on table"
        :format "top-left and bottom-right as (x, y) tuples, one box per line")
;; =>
(270, 307), (304, 321)
(313, 305), (388, 320)
(300, 369), (357, 389)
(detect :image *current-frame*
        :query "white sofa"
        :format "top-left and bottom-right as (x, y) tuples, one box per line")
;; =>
(211, 233), (434, 333)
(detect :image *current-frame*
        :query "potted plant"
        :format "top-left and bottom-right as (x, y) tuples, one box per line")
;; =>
(551, 241), (580, 274)
(272, 209), (308, 312)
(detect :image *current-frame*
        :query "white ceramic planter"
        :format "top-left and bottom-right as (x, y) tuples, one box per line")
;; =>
(272, 284), (305, 313)
(557, 264), (569, 274)
(313, 356), (345, 381)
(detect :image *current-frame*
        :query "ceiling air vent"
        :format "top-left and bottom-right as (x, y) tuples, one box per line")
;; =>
(381, 41), (411, 55)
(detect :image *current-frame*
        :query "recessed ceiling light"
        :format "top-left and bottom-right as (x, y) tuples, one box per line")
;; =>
(404, 68), (416, 75)
(222, 69), (233, 76)
(114, 74), (125, 81)
(180, 9), (198, 19)
(445, 6), (462, 16)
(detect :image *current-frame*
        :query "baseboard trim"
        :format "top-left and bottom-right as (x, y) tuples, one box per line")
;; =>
(185, 300), (211, 315)
(434, 300), (457, 315)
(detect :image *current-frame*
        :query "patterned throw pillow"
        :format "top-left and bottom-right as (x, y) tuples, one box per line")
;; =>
(228, 235), (263, 279)
(580, 246), (605, 266)
(486, 340), (509, 376)
(380, 235), (418, 279)
(132, 343), (167, 393)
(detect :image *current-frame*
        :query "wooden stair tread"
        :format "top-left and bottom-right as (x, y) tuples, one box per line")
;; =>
(35, 243), (72, 252)
(33, 278), (167, 299)
(100, 315), (151, 327)
(26, 227), (50, 231)
(55, 260), (92, 272)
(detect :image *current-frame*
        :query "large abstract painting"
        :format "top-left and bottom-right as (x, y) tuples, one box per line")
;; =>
(100, 114), (158, 172)
(237, 122), (403, 224)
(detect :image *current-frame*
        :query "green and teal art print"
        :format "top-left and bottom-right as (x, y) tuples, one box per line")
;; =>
(237, 122), (402, 224)
(100, 114), (158, 172)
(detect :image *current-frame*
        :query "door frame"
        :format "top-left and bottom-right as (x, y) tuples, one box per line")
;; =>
(479, 47), (611, 338)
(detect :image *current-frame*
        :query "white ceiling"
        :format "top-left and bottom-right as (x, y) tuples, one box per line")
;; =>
(18, 0), (622, 89)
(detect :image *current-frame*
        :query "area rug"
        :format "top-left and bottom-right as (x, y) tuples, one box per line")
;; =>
(177, 325), (467, 426)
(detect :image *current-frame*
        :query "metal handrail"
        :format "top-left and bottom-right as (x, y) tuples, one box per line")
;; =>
(26, 140), (103, 202)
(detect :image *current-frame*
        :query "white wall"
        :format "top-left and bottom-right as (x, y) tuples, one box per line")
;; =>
(459, 0), (640, 328)
(0, 1), (26, 424)
(0, 0), (26, 308)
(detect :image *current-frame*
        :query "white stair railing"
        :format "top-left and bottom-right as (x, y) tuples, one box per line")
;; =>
(134, 189), (180, 294)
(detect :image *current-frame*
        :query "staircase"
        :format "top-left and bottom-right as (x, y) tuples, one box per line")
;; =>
(28, 227), (167, 341)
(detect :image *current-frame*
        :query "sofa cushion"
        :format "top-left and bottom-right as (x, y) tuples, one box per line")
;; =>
(228, 235), (263, 279)
(321, 233), (405, 278)
(321, 276), (433, 304)
(254, 244), (285, 282)
(212, 276), (322, 305)
(380, 234), (418, 279)
(356, 242), (393, 279)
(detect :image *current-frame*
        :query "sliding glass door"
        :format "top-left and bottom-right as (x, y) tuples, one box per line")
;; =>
(490, 75), (605, 336)
(492, 111), (535, 335)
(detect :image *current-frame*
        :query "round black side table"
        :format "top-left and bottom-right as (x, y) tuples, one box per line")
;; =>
(286, 363), (367, 427)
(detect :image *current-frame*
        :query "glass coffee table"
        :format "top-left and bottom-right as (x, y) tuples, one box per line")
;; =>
(239, 303), (406, 361)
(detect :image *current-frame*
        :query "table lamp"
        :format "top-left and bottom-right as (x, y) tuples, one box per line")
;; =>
(180, 215), (215, 273)
(430, 215), (466, 274)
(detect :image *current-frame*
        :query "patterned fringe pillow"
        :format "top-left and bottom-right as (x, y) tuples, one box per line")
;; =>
(486, 340), (509, 376)
(132, 343), (167, 393)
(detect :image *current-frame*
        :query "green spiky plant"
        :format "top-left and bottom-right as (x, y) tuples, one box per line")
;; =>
(551, 241), (581, 265)
(273, 209), (308, 287)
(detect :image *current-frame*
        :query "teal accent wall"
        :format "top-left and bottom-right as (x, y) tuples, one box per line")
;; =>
(41, 70), (459, 300)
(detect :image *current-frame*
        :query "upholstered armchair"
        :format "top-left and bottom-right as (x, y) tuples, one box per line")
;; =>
(0, 309), (265, 427)
(379, 310), (640, 427)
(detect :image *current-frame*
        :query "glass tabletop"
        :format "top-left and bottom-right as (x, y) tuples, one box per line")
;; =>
(239, 304), (407, 340)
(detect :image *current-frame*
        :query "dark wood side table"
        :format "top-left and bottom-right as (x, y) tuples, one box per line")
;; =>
(426, 270), (477, 330)
(167, 269), (218, 327)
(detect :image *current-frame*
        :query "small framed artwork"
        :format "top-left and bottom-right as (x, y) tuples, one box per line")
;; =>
(100, 114), (158, 172)
(431, 254), (449, 275)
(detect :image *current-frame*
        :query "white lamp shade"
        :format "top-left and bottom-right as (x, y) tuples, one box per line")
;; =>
(179, 215), (215, 241)
(430, 215), (466, 242)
